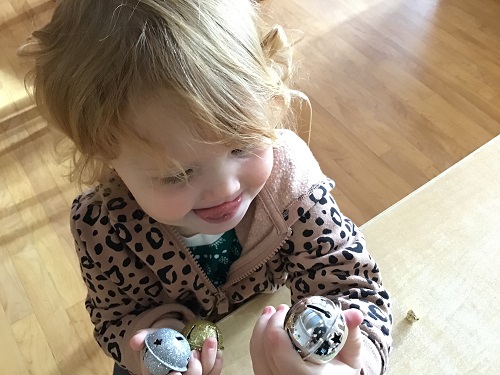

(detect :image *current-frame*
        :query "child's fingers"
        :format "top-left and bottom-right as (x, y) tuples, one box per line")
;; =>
(200, 337), (218, 375)
(264, 304), (310, 375)
(336, 308), (364, 370)
(184, 350), (202, 375)
(269, 338), (312, 375)
(262, 304), (297, 375)
(250, 306), (275, 375)
(344, 308), (363, 329)
(130, 328), (158, 351)
(207, 350), (224, 375)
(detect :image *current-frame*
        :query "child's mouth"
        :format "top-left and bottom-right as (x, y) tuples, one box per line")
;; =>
(193, 194), (242, 224)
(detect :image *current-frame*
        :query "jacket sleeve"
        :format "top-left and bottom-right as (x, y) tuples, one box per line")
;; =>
(281, 184), (392, 375)
(70, 195), (195, 375)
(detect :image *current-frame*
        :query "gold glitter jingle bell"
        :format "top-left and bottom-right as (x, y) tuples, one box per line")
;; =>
(181, 320), (224, 351)
(284, 296), (348, 364)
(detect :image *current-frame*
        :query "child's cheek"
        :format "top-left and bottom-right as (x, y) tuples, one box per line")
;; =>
(142, 191), (194, 223)
(249, 148), (273, 185)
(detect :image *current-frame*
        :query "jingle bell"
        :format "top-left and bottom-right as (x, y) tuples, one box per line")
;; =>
(181, 320), (224, 351)
(141, 328), (191, 375)
(284, 296), (348, 364)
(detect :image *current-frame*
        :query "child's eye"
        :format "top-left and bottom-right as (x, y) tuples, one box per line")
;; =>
(231, 148), (251, 156)
(158, 169), (193, 185)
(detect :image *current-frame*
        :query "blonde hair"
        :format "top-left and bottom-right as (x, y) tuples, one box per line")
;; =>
(19, 0), (297, 185)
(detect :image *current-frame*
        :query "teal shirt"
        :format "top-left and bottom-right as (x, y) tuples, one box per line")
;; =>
(188, 229), (242, 287)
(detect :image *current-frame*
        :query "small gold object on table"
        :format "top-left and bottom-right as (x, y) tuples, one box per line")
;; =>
(405, 309), (420, 323)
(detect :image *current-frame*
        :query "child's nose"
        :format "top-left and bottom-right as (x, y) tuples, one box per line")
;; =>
(201, 170), (241, 204)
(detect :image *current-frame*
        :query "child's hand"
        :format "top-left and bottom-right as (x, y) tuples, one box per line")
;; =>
(183, 337), (223, 375)
(130, 328), (223, 375)
(250, 304), (364, 375)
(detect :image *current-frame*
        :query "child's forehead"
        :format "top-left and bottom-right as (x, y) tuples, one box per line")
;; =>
(121, 96), (223, 159)
(127, 92), (194, 133)
(124, 90), (257, 150)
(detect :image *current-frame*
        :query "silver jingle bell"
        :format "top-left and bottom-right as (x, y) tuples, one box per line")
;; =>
(284, 296), (348, 364)
(142, 328), (191, 375)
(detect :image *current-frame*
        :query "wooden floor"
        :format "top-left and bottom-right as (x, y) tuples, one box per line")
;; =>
(1, 0), (499, 374)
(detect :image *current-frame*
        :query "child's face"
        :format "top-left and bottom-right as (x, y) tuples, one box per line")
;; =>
(112, 95), (273, 237)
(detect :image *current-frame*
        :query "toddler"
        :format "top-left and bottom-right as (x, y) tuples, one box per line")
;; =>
(20, 1), (392, 374)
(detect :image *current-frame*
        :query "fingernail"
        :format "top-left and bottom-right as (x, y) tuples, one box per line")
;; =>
(277, 304), (286, 312)
(208, 337), (217, 349)
(262, 306), (270, 315)
(192, 350), (200, 360)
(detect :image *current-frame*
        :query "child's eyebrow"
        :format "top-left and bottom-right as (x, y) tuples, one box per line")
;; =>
(129, 161), (192, 172)
(140, 165), (195, 174)
(141, 168), (187, 174)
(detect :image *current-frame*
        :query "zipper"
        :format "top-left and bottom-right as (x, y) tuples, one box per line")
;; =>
(169, 227), (219, 294)
(221, 227), (292, 292)
(226, 180), (330, 289)
(169, 226), (292, 315)
(170, 226), (292, 291)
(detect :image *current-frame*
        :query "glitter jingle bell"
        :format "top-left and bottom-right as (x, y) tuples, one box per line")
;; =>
(181, 320), (224, 351)
(284, 296), (348, 364)
(141, 328), (191, 375)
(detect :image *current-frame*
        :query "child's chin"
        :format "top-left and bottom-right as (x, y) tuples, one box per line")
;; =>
(198, 214), (244, 234)
(198, 222), (237, 234)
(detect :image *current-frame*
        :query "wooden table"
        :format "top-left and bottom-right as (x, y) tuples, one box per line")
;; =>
(218, 135), (500, 374)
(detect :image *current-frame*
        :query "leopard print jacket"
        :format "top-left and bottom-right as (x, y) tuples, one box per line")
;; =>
(71, 130), (392, 374)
